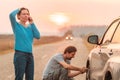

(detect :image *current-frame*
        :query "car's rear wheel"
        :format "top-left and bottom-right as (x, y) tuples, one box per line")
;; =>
(86, 60), (90, 80)
(104, 71), (112, 80)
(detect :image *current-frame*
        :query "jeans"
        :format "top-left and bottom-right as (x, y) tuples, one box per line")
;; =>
(14, 50), (34, 80)
(43, 68), (74, 80)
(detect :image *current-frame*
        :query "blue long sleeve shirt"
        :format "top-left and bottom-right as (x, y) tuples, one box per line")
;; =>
(9, 9), (40, 53)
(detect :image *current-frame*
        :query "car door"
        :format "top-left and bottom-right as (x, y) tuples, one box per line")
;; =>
(100, 18), (120, 60)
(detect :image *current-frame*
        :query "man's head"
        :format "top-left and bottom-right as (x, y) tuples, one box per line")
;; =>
(64, 46), (77, 60)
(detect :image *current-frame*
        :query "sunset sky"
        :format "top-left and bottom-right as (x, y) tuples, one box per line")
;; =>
(1, 0), (120, 36)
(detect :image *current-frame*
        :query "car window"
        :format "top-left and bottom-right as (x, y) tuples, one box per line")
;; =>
(112, 22), (120, 43)
(102, 20), (119, 44)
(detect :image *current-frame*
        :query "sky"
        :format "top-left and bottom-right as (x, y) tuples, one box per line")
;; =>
(1, 0), (120, 36)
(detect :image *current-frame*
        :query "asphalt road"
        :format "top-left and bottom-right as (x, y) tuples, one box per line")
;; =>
(0, 38), (89, 80)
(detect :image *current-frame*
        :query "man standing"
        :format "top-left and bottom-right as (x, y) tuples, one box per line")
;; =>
(42, 46), (88, 80)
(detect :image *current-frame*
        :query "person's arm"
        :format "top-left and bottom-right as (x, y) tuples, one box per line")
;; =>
(28, 16), (40, 39)
(68, 67), (88, 78)
(9, 9), (19, 32)
(59, 61), (88, 72)
(59, 61), (83, 71)
(68, 71), (82, 78)
(31, 23), (40, 39)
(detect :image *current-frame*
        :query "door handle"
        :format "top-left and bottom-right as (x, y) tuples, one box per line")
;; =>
(109, 49), (113, 55)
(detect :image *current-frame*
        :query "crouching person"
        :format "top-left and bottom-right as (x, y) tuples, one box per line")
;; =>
(42, 46), (88, 80)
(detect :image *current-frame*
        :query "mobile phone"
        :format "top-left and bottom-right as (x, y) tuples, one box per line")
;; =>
(28, 17), (31, 21)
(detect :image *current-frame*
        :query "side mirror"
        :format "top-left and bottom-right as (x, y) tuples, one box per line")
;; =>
(87, 35), (99, 44)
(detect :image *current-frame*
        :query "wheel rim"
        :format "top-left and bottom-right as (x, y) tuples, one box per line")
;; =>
(86, 61), (90, 80)
(86, 68), (90, 80)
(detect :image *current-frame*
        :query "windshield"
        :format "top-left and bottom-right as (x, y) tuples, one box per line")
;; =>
(102, 19), (120, 44)
(112, 22), (120, 43)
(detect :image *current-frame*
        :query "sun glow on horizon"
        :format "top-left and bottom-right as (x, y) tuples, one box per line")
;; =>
(49, 12), (69, 25)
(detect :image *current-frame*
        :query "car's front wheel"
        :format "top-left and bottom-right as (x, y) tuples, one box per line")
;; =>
(104, 71), (112, 80)
(86, 60), (90, 80)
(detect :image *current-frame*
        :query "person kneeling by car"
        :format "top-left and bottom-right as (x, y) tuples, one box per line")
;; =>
(42, 46), (88, 80)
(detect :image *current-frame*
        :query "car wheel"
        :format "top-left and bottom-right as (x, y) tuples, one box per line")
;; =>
(86, 60), (90, 80)
(104, 71), (112, 80)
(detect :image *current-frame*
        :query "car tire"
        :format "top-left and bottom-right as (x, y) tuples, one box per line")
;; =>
(86, 60), (90, 80)
(104, 71), (112, 80)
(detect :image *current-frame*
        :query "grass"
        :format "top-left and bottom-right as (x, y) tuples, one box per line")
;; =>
(0, 34), (95, 55)
(0, 35), (64, 55)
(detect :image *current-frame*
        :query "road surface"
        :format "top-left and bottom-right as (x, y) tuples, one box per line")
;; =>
(0, 38), (89, 80)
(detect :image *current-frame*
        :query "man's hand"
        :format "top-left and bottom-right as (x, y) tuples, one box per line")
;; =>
(81, 67), (88, 74)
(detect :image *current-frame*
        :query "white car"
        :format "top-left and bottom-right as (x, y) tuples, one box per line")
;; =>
(86, 18), (120, 80)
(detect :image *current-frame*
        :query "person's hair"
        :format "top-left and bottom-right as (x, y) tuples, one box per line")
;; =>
(17, 7), (29, 15)
(17, 7), (30, 20)
(64, 46), (77, 54)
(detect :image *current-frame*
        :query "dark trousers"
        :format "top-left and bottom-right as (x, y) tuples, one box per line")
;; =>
(43, 68), (74, 80)
(14, 50), (34, 80)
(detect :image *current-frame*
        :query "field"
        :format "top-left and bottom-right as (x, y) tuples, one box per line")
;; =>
(0, 34), (94, 55)
(0, 35), (64, 55)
